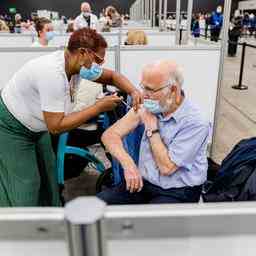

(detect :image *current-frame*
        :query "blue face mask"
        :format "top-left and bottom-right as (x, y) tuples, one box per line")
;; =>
(46, 31), (55, 41)
(143, 99), (167, 114)
(79, 62), (103, 81)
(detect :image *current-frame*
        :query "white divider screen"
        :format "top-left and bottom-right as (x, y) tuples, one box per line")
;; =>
(120, 46), (221, 131)
(121, 32), (176, 46)
(49, 33), (120, 47)
(104, 203), (256, 256)
(0, 35), (33, 47)
(0, 47), (116, 89)
(0, 208), (67, 256)
(50, 35), (71, 47)
(102, 32), (120, 47)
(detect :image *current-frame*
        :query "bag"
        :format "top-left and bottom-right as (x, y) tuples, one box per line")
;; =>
(202, 138), (256, 202)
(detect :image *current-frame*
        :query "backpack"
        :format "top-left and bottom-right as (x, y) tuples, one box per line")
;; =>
(202, 138), (256, 202)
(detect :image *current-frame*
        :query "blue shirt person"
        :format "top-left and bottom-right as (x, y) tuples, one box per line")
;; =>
(97, 60), (210, 205)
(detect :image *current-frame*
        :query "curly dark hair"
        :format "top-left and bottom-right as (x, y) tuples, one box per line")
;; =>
(67, 28), (108, 52)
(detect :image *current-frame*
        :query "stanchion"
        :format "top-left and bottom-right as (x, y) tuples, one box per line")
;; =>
(179, 28), (183, 45)
(232, 42), (248, 90)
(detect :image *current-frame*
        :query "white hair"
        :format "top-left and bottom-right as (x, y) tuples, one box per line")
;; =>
(169, 65), (184, 88)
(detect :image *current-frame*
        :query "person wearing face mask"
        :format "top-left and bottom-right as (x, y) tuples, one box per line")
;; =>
(228, 10), (242, 57)
(31, 17), (55, 47)
(74, 2), (99, 31)
(210, 6), (223, 42)
(97, 60), (210, 205)
(0, 28), (142, 207)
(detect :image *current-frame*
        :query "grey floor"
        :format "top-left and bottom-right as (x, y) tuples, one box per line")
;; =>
(64, 37), (256, 202)
(212, 37), (256, 163)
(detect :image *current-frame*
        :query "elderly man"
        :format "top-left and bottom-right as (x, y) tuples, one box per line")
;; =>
(74, 2), (98, 31)
(97, 60), (210, 204)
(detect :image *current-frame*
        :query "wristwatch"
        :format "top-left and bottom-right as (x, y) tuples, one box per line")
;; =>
(146, 129), (159, 138)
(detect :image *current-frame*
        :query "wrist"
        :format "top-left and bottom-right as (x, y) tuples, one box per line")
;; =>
(122, 159), (137, 171)
(146, 124), (158, 131)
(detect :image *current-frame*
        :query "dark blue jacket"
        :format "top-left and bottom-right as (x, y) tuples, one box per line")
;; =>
(203, 137), (256, 202)
(211, 12), (223, 29)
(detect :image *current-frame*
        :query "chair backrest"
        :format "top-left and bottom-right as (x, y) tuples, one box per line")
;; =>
(112, 125), (145, 185)
(56, 133), (69, 184)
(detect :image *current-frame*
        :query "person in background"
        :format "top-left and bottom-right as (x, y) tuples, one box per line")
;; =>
(31, 17), (55, 47)
(105, 6), (122, 28)
(99, 12), (111, 32)
(228, 10), (242, 57)
(97, 60), (209, 205)
(205, 13), (211, 39)
(66, 21), (75, 33)
(0, 19), (10, 32)
(123, 14), (130, 26)
(243, 12), (250, 36)
(20, 20), (34, 34)
(249, 13), (256, 37)
(125, 30), (148, 45)
(74, 2), (98, 31)
(14, 13), (22, 33)
(210, 6), (223, 42)
(192, 14), (200, 40)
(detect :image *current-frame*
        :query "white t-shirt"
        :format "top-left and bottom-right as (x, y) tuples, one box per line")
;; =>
(1, 51), (74, 132)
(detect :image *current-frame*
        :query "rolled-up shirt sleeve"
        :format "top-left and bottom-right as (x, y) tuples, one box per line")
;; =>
(168, 121), (209, 170)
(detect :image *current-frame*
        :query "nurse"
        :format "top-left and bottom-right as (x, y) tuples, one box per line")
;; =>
(0, 28), (142, 207)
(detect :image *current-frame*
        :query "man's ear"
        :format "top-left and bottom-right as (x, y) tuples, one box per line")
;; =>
(172, 85), (182, 105)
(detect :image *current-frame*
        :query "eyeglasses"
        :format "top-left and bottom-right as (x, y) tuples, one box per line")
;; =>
(81, 48), (105, 65)
(90, 50), (105, 65)
(139, 82), (173, 94)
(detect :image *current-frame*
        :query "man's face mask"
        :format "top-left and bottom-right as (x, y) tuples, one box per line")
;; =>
(83, 12), (91, 17)
(216, 7), (222, 14)
(143, 99), (168, 114)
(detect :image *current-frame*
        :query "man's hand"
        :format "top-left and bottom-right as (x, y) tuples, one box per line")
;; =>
(123, 165), (143, 193)
(139, 108), (158, 130)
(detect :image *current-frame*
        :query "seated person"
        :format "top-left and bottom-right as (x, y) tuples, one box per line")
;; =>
(31, 17), (55, 47)
(97, 60), (210, 204)
(125, 30), (148, 45)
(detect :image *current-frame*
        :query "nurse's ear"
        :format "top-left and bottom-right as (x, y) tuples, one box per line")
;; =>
(77, 47), (87, 65)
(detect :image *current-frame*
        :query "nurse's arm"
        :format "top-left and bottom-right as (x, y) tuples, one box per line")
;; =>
(95, 68), (142, 111)
(43, 94), (122, 134)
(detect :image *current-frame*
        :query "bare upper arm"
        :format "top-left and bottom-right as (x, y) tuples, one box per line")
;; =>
(104, 108), (141, 139)
(94, 68), (113, 85)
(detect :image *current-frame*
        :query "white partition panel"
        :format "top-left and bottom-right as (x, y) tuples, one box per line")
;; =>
(49, 33), (120, 47)
(50, 34), (71, 47)
(0, 35), (33, 47)
(0, 208), (67, 256)
(120, 46), (221, 128)
(104, 202), (256, 256)
(0, 47), (116, 89)
(102, 32), (120, 47)
(121, 32), (176, 46)
(146, 33), (176, 46)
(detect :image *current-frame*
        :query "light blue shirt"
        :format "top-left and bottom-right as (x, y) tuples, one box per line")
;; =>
(138, 97), (210, 189)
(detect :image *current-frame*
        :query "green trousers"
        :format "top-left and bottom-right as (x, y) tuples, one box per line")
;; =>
(0, 96), (60, 206)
